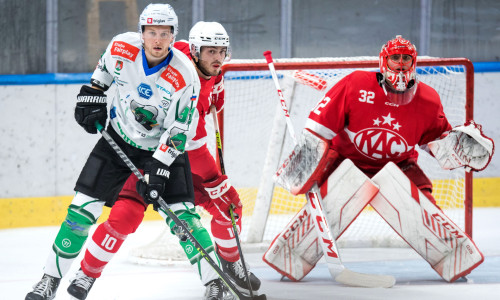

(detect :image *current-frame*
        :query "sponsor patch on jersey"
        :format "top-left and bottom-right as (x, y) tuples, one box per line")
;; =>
(161, 65), (186, 91)
(137, 83), (153, 99)
(111, 41), (140, 61)
(115, 60), (123, 71)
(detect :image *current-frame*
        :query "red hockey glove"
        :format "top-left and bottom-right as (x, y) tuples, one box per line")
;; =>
(203, 174), (242, 215)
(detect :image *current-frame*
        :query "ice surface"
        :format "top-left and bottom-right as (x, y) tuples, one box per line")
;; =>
(2, 208), (499, 299)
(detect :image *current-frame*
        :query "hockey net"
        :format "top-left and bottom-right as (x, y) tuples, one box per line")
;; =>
(130, 56), (473, 262)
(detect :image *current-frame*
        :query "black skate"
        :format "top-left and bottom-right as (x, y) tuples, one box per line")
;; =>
(67, 269), (96, 300)
(220, 257), (261, 293)
(25, 274), (61, 300)
(204, 279), (229, 300)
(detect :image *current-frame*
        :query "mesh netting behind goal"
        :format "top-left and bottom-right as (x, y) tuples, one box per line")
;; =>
(129, 56), (473, 262)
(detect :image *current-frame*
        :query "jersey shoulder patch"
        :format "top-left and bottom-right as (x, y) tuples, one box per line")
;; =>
(161, 64), (187, 91)
(110, 32), (141, 62)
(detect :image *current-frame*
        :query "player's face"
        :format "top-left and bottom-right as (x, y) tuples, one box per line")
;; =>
(142, 25), (174, 62)
(197, 46), (227, 77)
(387, 54), (413, 71)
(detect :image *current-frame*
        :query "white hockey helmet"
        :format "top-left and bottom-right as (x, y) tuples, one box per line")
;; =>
(138, 4), (178, 38)
(189, 21), (231, 60)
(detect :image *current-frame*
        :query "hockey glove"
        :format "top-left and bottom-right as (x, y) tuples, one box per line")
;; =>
(203, 175), (242, 218)
(211, 74), (225, 112)
(136, 159), (170, 207)
(75, 85), (107, 134)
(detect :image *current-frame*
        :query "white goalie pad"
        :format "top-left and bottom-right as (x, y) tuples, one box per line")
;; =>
(370, 162), (484, 282)
(428, 120), (494, 171)
(263, 159), (379, 281)
(274, 129), (337, 195)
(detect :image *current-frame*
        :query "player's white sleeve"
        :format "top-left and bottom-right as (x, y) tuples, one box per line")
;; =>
(90, 37), (117, 90)
(263, 159), (379, 281)
(154, 84), (200, 166)
(370, 162), (484, 282)
(428, 120), (494, 172)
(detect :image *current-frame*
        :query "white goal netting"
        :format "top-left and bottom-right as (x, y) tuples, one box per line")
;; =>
(130, 56), (473, 262)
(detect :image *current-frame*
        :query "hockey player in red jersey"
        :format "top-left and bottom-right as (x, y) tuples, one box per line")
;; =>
(67, 21), (261, 300)
(264, 35), (494, 283)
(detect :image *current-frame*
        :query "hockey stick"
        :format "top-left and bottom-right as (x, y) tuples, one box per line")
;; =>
(95, 121), (266, 300)
(263, 51), (395, 288)
(211, 106), (257, 297)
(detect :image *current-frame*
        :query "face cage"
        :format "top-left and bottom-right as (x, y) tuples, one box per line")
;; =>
(381, 78), (418, 105)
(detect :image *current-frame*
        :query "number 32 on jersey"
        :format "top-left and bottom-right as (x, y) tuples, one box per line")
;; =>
(313, 90), (374, 115)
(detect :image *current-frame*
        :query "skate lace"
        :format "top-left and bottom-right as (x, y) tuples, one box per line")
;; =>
(73, 271), (95, 290)
(207, 280), (221, 298)
(32, 276), (55, 296)
(231, 260), (247, 280)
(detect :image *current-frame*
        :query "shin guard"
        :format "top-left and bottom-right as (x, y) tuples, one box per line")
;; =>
(44, 193), (104, 278)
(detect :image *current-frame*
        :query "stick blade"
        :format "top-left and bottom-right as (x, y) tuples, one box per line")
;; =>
(240, 293), (267, 300)
(335, 269), (395, 288)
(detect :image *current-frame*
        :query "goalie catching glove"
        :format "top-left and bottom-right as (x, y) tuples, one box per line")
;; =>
(203, 174), (242, 219)
(136, 158), (170, 208)
(75, 85), (107, 134)
(428, 120), (494, 171)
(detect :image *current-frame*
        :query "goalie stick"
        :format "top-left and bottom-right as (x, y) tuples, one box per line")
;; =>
(95, 121), (266, 300)
(211, 106), (260, 298)
(263, 50), (395, 288)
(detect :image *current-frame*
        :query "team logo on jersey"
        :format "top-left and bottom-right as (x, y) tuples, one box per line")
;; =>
(130, 100), (158, 130)
(137, 83), (153, 99)
(353, 113), (410, 160)
(115, 60), (123, 72)
(111, 41), (140, 61)
(161, 65), (186, 91)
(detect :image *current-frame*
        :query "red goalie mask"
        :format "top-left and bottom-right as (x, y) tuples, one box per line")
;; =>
(379, 35), (418, 105)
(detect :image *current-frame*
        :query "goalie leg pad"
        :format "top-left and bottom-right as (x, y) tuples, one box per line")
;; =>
(44, 193), (105, 278)
(263, 159), (379, 281)
(370, 162), (484, 282)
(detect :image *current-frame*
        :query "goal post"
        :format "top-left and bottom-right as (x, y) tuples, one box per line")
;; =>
(129, 56), (474, 263)
(218, 56), (474, 247)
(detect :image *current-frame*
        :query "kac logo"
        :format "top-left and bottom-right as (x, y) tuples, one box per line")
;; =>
(137, 83), (153, 99)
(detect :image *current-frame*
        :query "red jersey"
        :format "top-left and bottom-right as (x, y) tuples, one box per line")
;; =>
(174, 41), (224, 180)
(306, 70), (452, 172)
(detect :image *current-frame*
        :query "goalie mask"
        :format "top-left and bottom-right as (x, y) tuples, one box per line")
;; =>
(379, 35), (418, 105)
(189, 21), (231, 61)
(138, 4), (178, 43)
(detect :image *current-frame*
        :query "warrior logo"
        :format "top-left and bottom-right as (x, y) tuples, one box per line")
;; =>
(353, 113), (409, 160)
(130, 100), (159, 130)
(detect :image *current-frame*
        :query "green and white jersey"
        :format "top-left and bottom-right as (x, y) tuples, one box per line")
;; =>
(91, 32), (200, 166)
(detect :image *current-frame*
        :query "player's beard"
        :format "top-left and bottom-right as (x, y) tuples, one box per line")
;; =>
(197, 59), (221, 77)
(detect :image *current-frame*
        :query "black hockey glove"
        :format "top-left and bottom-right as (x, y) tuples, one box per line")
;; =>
(136, 159), (170, 208)
(75, 85), (107, 134)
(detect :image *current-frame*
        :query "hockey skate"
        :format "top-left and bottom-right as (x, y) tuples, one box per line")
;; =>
(220, 256), (261, 293)
(204, 279), (236, 300)
(67, 269), (96, 300)
(25, 274), (61, 300)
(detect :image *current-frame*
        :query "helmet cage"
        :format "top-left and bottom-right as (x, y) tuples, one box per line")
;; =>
(189, 22), (231, 62)
(379, 35), (417, 92)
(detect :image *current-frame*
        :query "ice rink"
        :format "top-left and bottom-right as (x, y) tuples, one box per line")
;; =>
(2, 207), (499, 300)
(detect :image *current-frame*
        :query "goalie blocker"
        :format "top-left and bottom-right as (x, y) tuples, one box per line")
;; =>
(264, 159), (484, 282)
